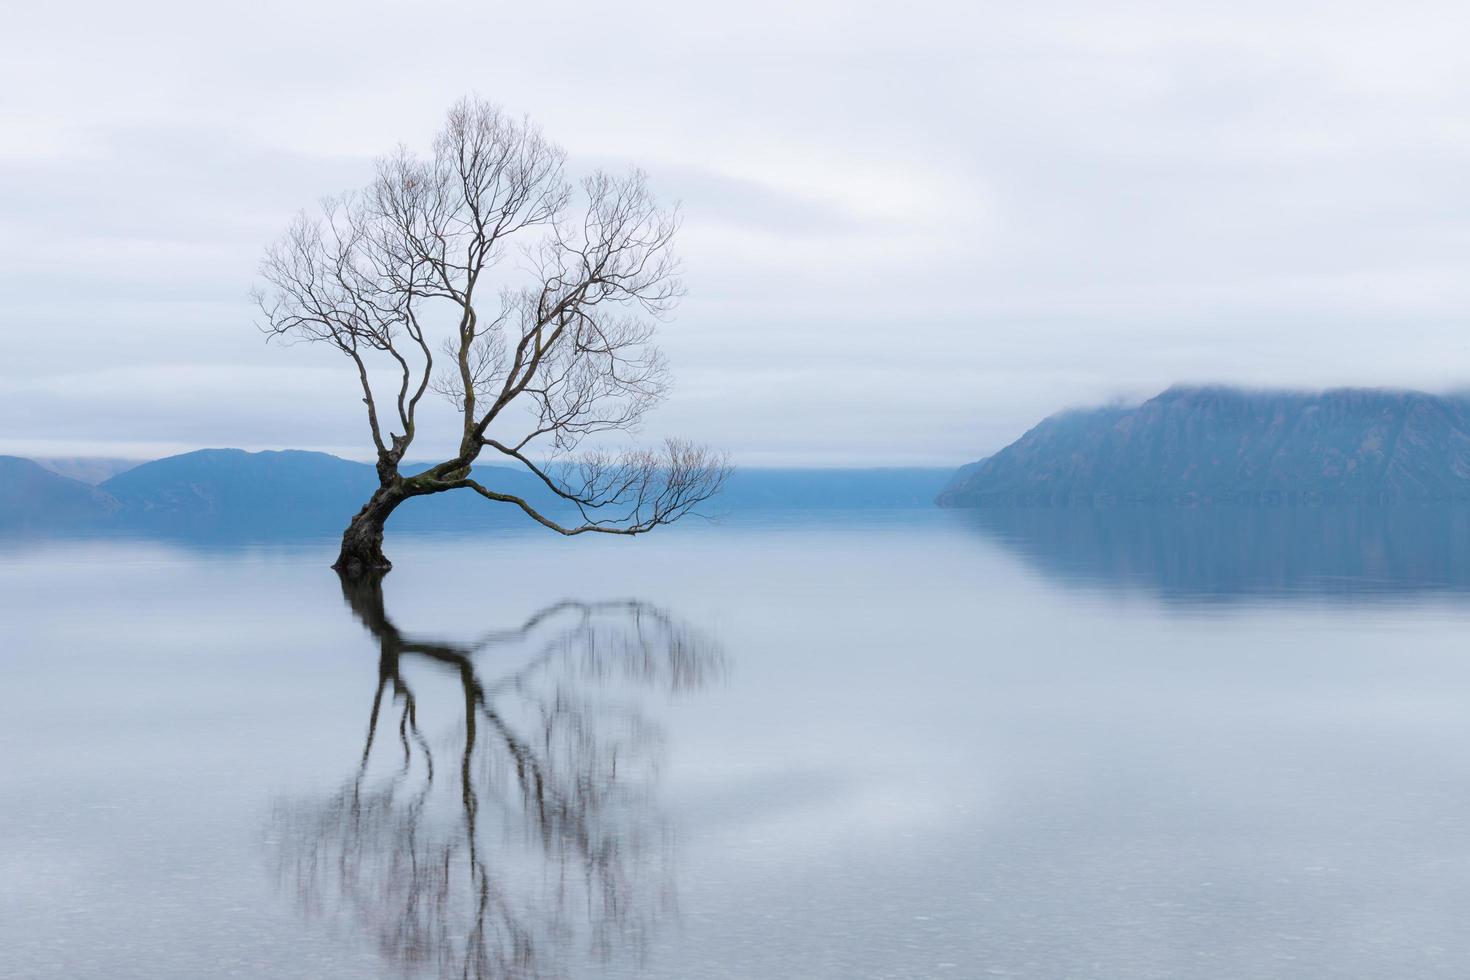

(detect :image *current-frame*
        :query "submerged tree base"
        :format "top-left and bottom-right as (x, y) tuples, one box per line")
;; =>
(332, 492), (402, 577)
(332, 547), (393, 577)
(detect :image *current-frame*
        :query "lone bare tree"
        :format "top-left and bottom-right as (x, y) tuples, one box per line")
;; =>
(255, 97), (729, 575)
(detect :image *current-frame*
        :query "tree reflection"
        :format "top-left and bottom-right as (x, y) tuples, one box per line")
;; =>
(267, 573), (724, 979)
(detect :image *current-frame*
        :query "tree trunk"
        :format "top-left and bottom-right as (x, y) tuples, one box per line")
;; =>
(333, 487), (406, 576)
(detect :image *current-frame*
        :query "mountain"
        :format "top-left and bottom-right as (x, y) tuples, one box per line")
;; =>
(0, 448), (954, 537)
(0, 456), (119, 528)
(102, 449), (377, 518)
(938, 385), (1470, 505)
(97, 449), (568, 532)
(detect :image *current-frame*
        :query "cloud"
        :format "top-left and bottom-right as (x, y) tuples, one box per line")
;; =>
(5, 0), (1470, 464)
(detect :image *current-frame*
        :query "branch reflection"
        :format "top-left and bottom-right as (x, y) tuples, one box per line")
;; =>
(268, 573), (724, 979)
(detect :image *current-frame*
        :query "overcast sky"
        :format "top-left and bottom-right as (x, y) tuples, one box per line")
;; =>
(5, 0), (1470, 465)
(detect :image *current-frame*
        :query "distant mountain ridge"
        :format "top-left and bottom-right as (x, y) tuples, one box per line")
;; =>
(0, 448), (951, 537)
(939, 385), (1470, 505)
(103, 449), (377, 515)
(0, 456), (120, 528)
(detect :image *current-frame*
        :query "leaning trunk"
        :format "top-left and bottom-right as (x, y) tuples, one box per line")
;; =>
(333, 487), (407, 576)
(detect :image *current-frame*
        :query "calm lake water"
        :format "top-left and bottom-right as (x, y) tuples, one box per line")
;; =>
(5, 508), (1470, 979)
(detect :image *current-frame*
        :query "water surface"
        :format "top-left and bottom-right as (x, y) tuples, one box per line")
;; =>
(5, 509), (1470, 978)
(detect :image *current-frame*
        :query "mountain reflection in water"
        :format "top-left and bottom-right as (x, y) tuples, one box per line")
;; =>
(963, 504), (1470, 601)
(267, 575), (724, 980)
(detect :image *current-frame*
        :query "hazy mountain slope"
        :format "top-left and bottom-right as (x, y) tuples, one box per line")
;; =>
(0, 456), (118, 528)
(96, 451), (953, 519)
(33, 457), (142, 484)
(98, 449), (568, 531)
(18, 448), (952, 537)
(939, 386), (1470, 504)
(0, 447), (956, 535)
(102, 449), (380, 518)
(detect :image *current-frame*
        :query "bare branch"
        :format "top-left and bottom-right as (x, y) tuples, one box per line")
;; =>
(446, 439), (730, 535)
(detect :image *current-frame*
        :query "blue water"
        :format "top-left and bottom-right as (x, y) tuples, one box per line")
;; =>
(5, 508), (1470, 979)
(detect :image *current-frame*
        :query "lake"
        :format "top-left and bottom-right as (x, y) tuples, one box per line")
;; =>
(5, 507), (1470, 979)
